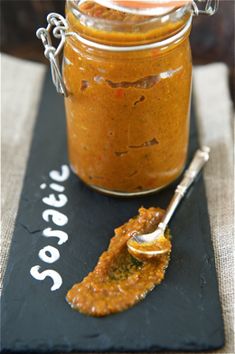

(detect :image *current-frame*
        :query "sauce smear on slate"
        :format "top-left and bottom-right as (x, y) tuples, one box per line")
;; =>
(66, 207), (171, 317)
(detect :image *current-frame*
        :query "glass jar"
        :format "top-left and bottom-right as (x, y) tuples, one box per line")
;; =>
(37, 0), (219, 196)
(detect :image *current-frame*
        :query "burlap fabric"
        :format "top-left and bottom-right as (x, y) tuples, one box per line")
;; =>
(1, 53), (234, 353)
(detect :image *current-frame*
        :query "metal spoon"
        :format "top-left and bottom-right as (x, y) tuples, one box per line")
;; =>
(127, 146), (210, 259)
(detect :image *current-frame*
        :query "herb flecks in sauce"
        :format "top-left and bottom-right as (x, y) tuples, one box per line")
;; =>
(66, 207), (171, 317)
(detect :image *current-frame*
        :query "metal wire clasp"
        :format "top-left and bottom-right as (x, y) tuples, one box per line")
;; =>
(36, 13), (68, 96)
(192, 0), (219, 16)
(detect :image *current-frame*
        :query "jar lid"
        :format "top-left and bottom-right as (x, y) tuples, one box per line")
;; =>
(94, 0), (192, 16)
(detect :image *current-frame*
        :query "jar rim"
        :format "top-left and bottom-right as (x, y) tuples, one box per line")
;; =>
(69, 0), (191, 28)
(66, 15), (192, 51)
(94, 0), (192, 16)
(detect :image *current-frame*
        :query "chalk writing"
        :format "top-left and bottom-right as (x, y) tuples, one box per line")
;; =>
(30, 164), (70, 291)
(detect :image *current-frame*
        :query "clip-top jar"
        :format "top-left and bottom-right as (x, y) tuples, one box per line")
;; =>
(37, 0), (219, 196)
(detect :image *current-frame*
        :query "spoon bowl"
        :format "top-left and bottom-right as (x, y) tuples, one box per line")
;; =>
(127, 146), (210, 259)
(128, 233), (171, 261)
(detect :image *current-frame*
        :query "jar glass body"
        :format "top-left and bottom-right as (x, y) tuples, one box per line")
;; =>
(63, 0), (192, 196)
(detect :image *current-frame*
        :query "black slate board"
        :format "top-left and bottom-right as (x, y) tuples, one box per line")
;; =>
(1, 72), (224, 353)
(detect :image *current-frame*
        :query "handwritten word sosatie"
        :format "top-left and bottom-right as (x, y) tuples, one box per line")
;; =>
(30, 165), (70, 291)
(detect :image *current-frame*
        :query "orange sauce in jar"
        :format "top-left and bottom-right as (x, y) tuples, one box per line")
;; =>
(63, 0), (192, 195)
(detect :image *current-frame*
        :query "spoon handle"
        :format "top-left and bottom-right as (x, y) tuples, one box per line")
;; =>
(157, 146), (210, 233)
